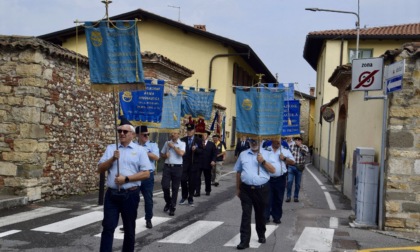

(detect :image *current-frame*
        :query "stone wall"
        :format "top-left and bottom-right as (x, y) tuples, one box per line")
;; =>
(0, 36), (194, 204)
(384, 42), (420, 233)
(0, 36), (118, 202)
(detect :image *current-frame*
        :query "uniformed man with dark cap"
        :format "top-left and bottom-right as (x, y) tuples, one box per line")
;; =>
(179, 123), (203, 205)
(194, 129), (217, 196)
(136, 125), (159, 229)
(97, 117), (152, 252)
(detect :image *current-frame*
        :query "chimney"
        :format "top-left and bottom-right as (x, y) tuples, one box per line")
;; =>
(310, 87), (315, 96)
(193, 25), (206, 31)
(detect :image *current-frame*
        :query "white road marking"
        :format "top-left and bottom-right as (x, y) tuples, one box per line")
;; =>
(330, 217), (339, 229)
(306, 166), (323, 186)
(0, 207), (70, 228)
(94, 216), (171, 239)
(159, 220), (223, 244)
(32, 211), (103, 233)
(293, 227), (334, 252)
(0, 230), (21, 238)
(324, 191), (336, 210)
(224, 224), (278, 248)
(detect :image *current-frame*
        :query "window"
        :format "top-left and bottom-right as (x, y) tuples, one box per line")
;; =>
(349, 49), (373, 62)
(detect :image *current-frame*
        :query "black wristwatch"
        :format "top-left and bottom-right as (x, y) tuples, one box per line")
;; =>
(283, 157), (287, 161)
(125, 176), (129, 183)
(261, 160), (266, 166)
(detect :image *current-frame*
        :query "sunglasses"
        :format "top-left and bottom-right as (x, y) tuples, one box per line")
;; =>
(142, 134), (150, 137)
(117, 129), (131, 134)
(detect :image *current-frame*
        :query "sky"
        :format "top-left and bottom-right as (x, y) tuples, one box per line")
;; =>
(1, 0), (419, 94)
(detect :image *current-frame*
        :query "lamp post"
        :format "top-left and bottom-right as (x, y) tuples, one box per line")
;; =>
(305, 7), (360, 59)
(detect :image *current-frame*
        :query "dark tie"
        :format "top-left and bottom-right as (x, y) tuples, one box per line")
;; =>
(242, 141), (244, 147)
(188, 138), (192, 148)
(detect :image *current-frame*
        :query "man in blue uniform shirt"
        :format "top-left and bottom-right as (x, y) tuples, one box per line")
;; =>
(263, 138), (295, 224)
(97, 119), (152, 252)
(136, 125), (159, 229)
(234, 138), (276, 250)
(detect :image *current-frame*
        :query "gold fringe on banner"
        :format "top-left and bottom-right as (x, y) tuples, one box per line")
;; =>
(91, 83), (145, 93)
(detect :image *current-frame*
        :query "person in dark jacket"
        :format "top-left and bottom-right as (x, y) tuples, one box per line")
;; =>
(180, 123), (203, 206)
(194, 130), (217, 196)
(234, 135), (250, 159)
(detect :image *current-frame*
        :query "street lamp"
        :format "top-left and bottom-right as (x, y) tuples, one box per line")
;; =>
(305, 7), (360, 59)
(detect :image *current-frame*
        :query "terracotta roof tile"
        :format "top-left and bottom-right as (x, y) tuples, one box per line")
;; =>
(308, 23), (420, 37)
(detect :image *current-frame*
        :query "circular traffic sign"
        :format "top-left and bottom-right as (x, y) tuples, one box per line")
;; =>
(358, 71), (375, 87)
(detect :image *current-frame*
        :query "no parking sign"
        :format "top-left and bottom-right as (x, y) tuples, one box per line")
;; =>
(351, 58), (384, 91)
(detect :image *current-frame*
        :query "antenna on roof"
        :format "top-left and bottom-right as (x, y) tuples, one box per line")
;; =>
(168, 5), (181, 22)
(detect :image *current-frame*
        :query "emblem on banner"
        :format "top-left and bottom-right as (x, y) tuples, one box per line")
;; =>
(122, 91), (133, 102)
(90, 31), (103, 47)
(242, 99), (252, 110)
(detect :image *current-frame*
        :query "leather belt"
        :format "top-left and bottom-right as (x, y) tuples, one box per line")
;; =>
(242, 182), (268, 189)
(109, 186), (139, 191)
(270, 174), (286, 179)
(165, 164), (183, 167)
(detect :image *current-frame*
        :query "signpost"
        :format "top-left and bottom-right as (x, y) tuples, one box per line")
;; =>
(352, 58), (384, 91)
(384, 60), (405, 93)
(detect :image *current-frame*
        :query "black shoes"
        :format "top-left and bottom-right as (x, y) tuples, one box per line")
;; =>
(164, 203), (170, 212)
(285, 198), (291, 202)
(146, 220), (153, 229)
(273, 219), (281, 224)
(236, 243), (249, 250)
(214, 182), (219, 187)
(205, 192), (210, 196)
(258, 237), (266, 243)
(194, 193), (200, 197)
(294, 198), (299, 202)
(169, 208), (175, 216)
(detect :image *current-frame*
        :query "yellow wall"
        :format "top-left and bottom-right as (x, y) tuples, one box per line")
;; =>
(65, 20), (258, 150)
(314, 38), (414, 170)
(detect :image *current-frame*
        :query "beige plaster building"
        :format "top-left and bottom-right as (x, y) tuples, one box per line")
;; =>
(303, 23), (420, 233)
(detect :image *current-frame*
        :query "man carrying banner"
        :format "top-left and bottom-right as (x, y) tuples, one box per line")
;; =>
(264, 138), (295, 224)
(212, 134), (225, 187)
(160, 130), (185, 216)
(180, 123), (202, 206)
(234, 138), (275, 250)
(97, 119), (151, 252)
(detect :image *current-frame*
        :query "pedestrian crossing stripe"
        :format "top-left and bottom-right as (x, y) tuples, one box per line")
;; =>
(357, 246), (420, 251)
(293, 227), (334, 252)
(32, 211), (103, 233)
(158, 220), (223, 244)
(0, 207), (70, 228)
(224, 224), (278, 248)
(0, 230), (21, 238)
(94, 216), (172, 239)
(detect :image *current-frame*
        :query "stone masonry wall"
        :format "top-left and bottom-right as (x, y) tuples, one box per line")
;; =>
(385, 45), (420, 233)
(0, 37), (115, 202)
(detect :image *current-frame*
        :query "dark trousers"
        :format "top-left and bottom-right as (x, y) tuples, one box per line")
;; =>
(140, 171), (154, 221)
(100, 187), (140, 252)
(181, 162), (197, 201)
(196, 168), (212, 194)
(161, 165), (183, 209)
(265, 174), (287, 221)
(239, 183), (269, 245)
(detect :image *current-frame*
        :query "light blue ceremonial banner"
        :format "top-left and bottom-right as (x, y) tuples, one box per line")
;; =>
(157, 93), (182, 129)
(282, 100), (301, 136)
(278, 83), (294, 101)
(85, 21), (144, 84)
(119, 82), (164, 126)
(179, 86), (215, 120)
(236, 87), (284, 136)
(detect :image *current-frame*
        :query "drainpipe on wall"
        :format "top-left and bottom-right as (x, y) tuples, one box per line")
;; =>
(208, 51), (250, 90)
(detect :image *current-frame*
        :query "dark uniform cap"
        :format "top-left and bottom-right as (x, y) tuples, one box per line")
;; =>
(294, 136), (303, 141)
(205, 130), (211, 135)
(119, 116), (132, 126)
(212, 134), (220, 138)
(135, 125), (148, 134)
(186, 123), (195, 131)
